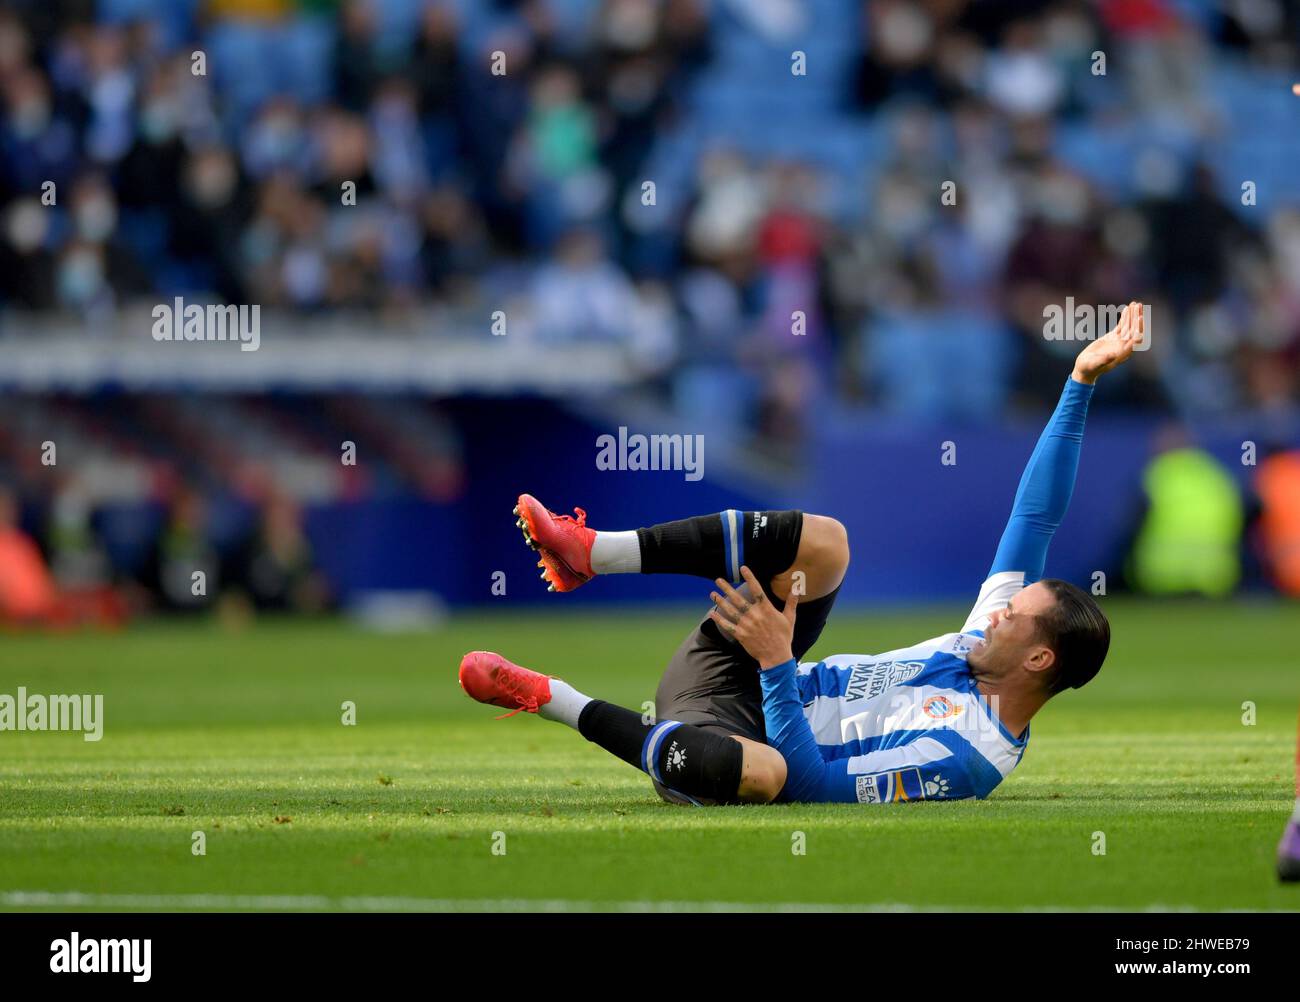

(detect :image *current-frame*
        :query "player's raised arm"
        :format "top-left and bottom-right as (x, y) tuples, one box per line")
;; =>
(962, 302), (1145, 632)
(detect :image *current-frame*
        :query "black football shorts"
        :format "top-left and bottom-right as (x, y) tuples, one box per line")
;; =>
(651, 583), (841, 804)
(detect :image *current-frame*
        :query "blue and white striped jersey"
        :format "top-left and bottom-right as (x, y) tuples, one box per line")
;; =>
(788, 570), (1029, 803)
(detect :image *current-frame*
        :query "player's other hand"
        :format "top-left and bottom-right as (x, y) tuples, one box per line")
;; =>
(709, 566), (798, 670)
(1072, 300), (1146, 384)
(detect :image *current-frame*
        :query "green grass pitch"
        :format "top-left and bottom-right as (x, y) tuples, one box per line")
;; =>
(1, 599), (1296, 912)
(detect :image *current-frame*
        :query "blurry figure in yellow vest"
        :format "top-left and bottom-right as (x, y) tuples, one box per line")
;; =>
(1254, 448), (1300, 597)
(1128, 427), (1244, 597)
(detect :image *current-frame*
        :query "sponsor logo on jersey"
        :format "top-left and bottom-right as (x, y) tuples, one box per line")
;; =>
(855, 767), (928, 803)
(855, 774), (882, 803)
(950, 633), (978, 656)
(922, 695), (962, 719)
(844, 660), (925, 702)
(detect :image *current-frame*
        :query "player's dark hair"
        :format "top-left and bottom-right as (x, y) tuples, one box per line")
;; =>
(1034, 579), (1110, 694)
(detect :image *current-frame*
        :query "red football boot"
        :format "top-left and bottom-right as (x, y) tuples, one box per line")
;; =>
(513, 493), (596, 593)
(458, 651), (554, 718)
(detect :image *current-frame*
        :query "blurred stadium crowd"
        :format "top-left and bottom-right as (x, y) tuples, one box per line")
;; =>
(1, 0), (1300, 620)
(3, 1), (1299, 414)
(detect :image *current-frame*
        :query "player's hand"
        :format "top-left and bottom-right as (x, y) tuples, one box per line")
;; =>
(709, 565), (798, 670)
(1071, 300), (1145, 384)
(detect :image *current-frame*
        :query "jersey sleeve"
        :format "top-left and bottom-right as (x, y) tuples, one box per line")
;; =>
(841, 741), (981, 803)
(960, 570), (1024, 633)
(962, 377), (1094, 631)
(759, 660), (978, 803)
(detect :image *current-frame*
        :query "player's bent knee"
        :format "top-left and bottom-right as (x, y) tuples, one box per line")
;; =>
(733, 737), (787, 804)
(819, 516), (850, 568)
(794, 514), (850, 595)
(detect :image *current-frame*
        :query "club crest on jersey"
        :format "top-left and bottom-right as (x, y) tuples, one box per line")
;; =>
(922, 695), (962, 719)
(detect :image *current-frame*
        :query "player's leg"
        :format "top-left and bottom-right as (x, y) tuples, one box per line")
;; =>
(509, 495), (846, 806)
(1280, 708), (1300, 882)
(653, 581), (843, 740)
(514, 493), (849, 600)
(764, 514), (849, 601)
(644, 577), (843, 805)
(458, 651), (786, 804)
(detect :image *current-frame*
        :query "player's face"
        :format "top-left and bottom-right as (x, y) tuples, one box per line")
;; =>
(976, 582), (1055, 674)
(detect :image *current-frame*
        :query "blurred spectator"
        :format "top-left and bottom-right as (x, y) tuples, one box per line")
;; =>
(532, 227), (644, 341)
(139, 489), (220, 612)
(0, 197), (57, 308)
(333, 0), (385, 113)
(47, 483), (111, 590)
(227, 492), (331, 614)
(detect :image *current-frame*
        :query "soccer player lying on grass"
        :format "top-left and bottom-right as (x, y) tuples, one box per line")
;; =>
(459, 302), (1146, 805)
